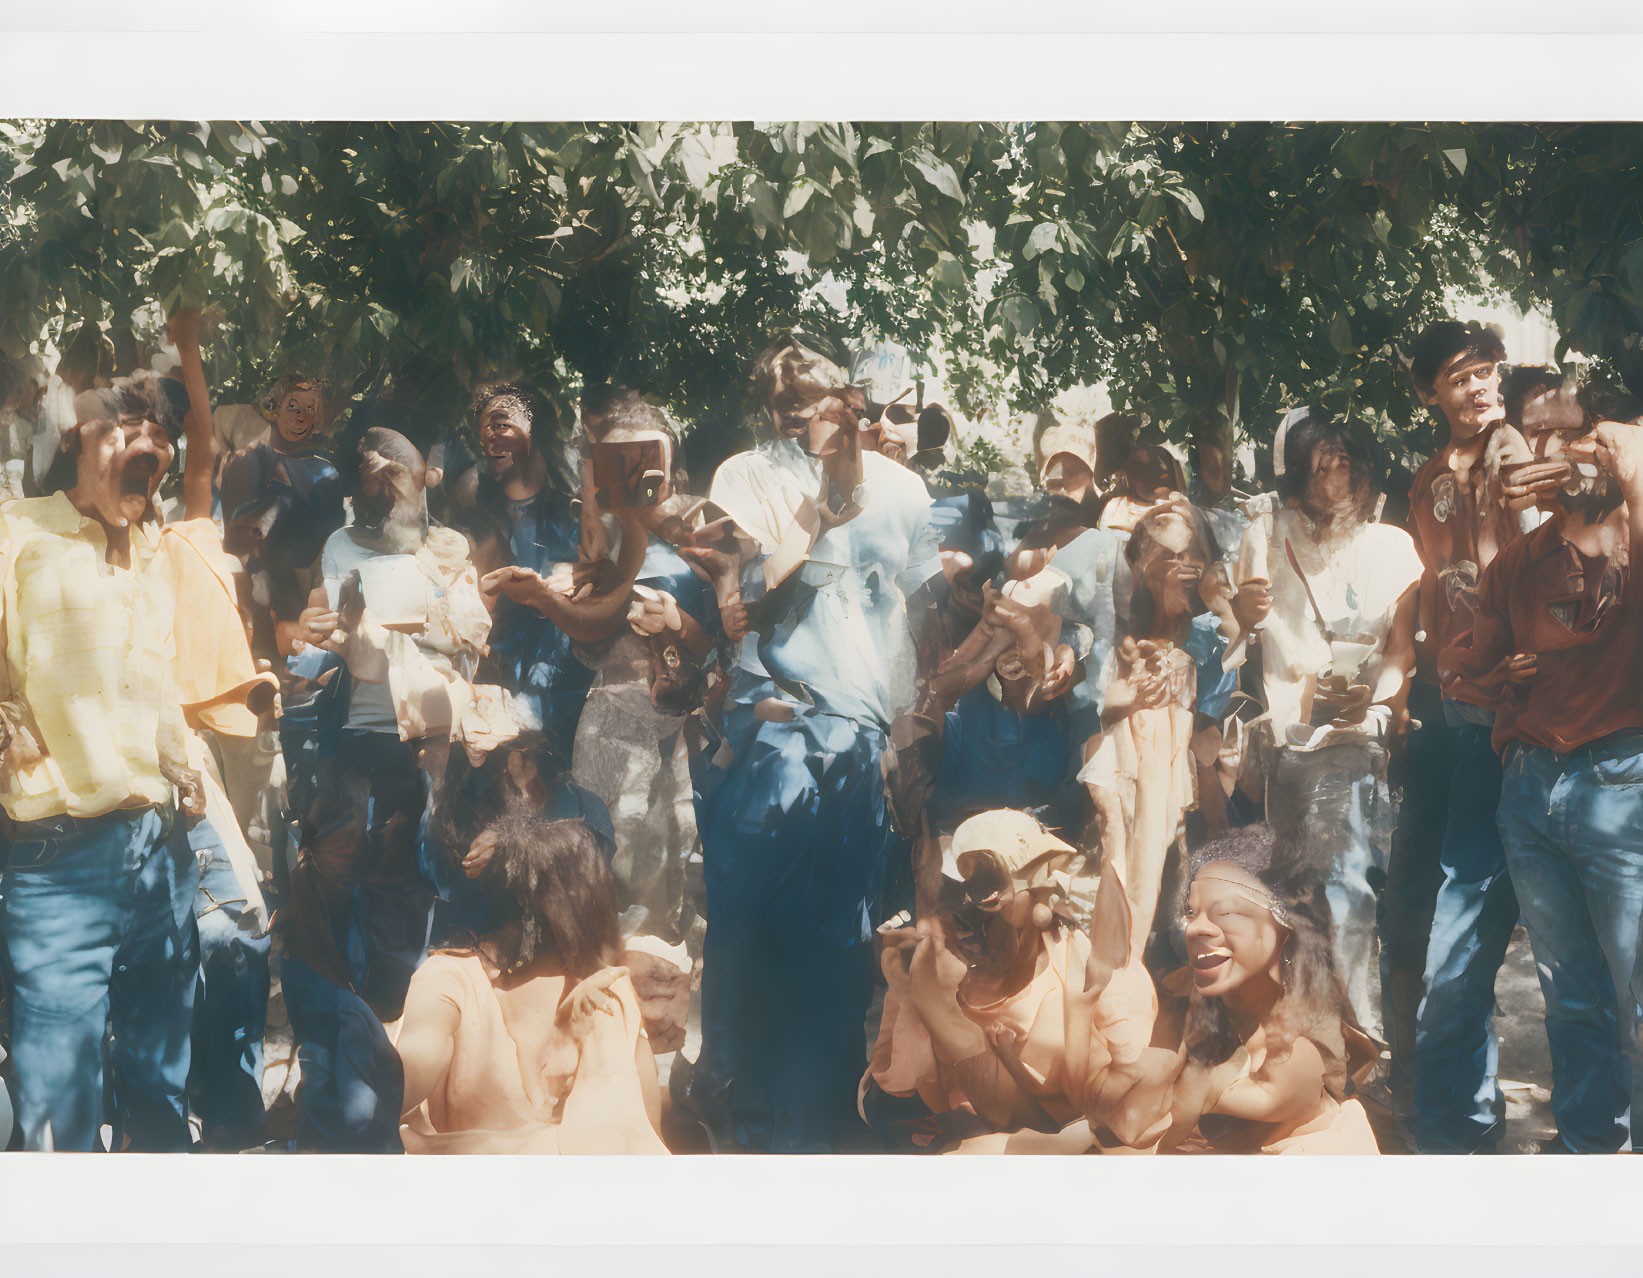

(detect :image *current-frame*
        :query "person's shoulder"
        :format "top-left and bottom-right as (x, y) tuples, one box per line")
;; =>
(1410, 449), (1446, 490)
(319, 525), (359, 563)
(1488, 524), (1538, 575)
(708, 448), (767, 491)
(221, 439), (271, 473)
(864, 451), (932, 504)
(1359, 517), (1416, 550)
(416, 950), (486, 987)
(0, 493), (77, 531)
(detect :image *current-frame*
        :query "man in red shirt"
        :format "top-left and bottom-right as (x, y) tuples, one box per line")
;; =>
(1397, 321), (1542, 1152)
(1444, 399), (1643, 1153)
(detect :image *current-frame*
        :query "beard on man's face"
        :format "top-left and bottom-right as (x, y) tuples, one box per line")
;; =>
(353, 485), (395, 529)
(1555, 476), (1624, 525)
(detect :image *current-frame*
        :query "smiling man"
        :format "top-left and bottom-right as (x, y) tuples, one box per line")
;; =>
(1395, 321), (1545, 1153)
(0, 374), (207, 1150)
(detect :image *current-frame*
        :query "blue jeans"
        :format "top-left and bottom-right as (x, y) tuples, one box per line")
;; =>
(1272, 741), (1389, 1039)
(694, 703), (897, 1152)
(288, 731), (433, 1019)
(280, 953), (403, 1153)
(1411, 701), (1521, 1152)
(0, 806), (199, 1151)
(1379, 682), (1455, 1094)
(1497, 732), (1643, 1153)
(190, 818), (272, 1151)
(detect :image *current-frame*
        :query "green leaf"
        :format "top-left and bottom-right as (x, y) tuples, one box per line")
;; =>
(1165, 185), (1204, 221)
(1000, 294), (1040, 340)
(1025, 222), (1059, 260)
(748, 179), (781, 237)
(1327, 311), (1355, 355)
(783, 181), (816, 219)
(908, 150), (964, 203)
(932, 252), (965, 291)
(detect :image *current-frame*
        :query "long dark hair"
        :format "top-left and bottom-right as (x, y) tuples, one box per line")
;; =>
(430, 732), (620, 979)
(1275, 411), (1379, 525)
(1181, 824), (1358, 1099)
(486, 815), (621, 980)
(1121, 503), (1218, 643)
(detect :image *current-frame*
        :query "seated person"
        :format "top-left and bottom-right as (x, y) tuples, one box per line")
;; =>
(1079, 824), (1380, 1155)
(394, 817), (669, 1154)
(862, 809), (1155, 1154)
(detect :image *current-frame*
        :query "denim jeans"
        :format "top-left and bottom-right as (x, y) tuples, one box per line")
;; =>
(1379, 682), (1455, 1094)
(280, 953), (403, 1153)
(0, 805), (199, 1151)
(1271, 740), (1390, 1040)
(1497, 731), (1643, 1153)
(1411, 700), (1521, 1152)
(288, 731), (433, 1019)
(190, 816), (272, 1151)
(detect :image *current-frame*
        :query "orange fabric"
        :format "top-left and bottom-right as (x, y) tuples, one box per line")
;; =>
(156, 519), (277, 738)
(866, 927), (1157, 1131)
(396, 955), (667, 1155)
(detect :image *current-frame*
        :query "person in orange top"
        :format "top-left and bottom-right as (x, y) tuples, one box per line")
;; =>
(394, 815), (667, 1154)
(1078, 823), (1380, 1155)
(862, 809), (1155, 1153)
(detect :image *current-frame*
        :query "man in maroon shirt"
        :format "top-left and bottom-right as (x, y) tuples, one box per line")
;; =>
(1396, 321), (1543, 1153)
(1444, 401), (1643, 1153)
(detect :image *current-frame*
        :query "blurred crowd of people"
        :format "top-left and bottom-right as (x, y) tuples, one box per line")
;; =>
(0, 308), (1638, 1157)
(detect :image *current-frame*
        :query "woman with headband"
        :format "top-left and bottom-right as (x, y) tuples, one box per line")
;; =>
(1077, 823), (1380, 1155)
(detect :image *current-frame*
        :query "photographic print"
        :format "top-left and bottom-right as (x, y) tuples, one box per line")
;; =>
(0, 106), (1639, 1171)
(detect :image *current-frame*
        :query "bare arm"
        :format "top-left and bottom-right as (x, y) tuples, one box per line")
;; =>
(1374, 582), (1419, 731)
(1594, 420), (1643, 551)
(482, 523), (648, 645)
(1203, 1035), (1329, 1128)
(167, 308), (216, 521)
(397, 971), (462, 1117)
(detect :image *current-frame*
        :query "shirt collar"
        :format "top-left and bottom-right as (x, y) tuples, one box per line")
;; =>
(1526, 517), (1570, 563)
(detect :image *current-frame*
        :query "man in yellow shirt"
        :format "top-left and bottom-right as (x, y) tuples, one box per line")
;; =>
(0, 374), (206, 1151)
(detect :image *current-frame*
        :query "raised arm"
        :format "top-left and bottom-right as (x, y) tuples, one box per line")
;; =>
(1594, 419), (1643, 552)
(167, 308), (216, 521)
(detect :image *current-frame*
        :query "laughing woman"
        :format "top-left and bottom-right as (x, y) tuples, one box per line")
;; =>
(1079, 823), (1380, 1155)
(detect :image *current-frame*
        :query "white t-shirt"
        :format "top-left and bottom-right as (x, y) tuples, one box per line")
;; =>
(1236, 506), (1422, 749)
(711, 440), (942, 728)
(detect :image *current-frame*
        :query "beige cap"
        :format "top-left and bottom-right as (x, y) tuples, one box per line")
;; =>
(946, 809), (1079, 884)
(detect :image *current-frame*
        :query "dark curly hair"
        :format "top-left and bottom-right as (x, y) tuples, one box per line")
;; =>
(1181, 824), (1359, 1101)
(471, 381), (556, 435)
